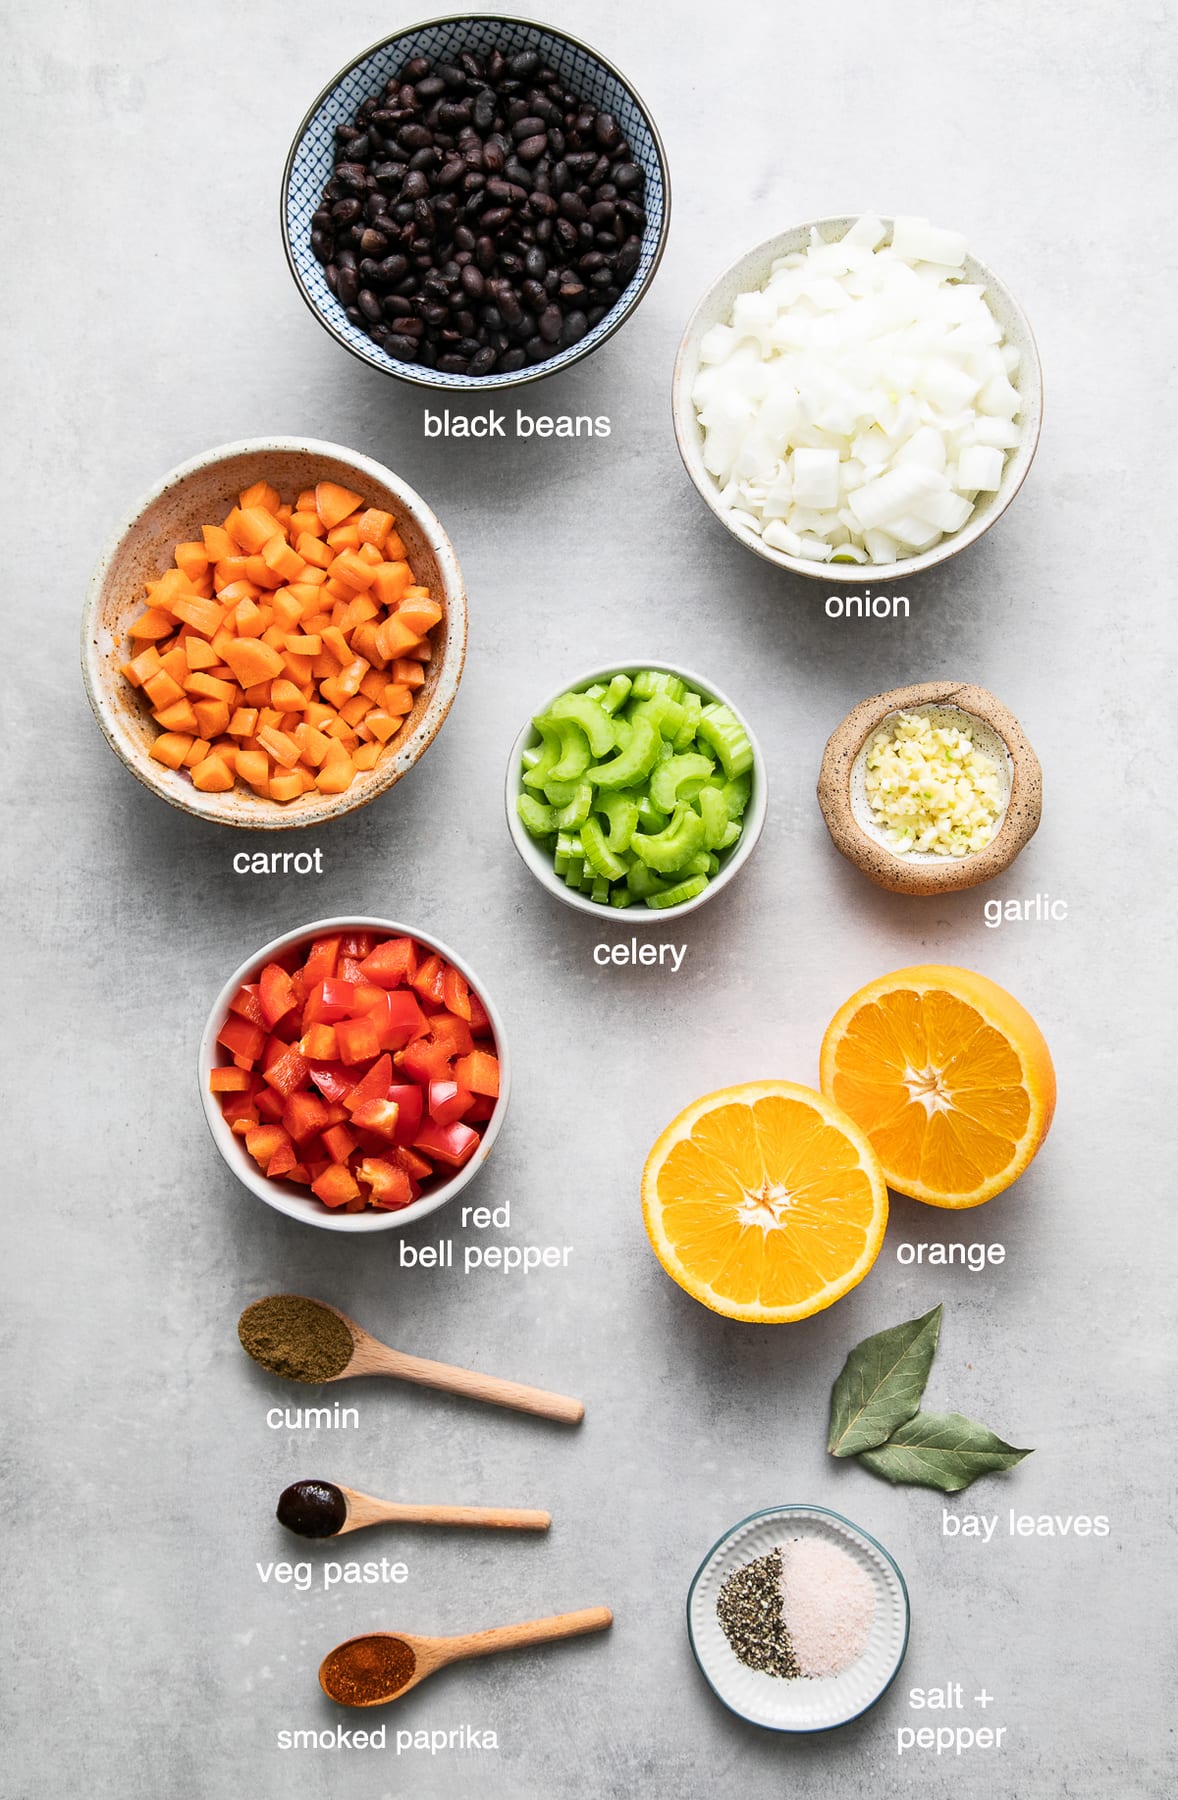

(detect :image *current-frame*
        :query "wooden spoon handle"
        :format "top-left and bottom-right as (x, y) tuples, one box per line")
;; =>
(368, 1346), (584, 1424)
(342, 1493), (550, 1533)
(443, 1607), (613, 1666)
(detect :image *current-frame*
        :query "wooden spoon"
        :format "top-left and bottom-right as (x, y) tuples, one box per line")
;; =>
(277, 1478), (551, 1539)
(319, 1607), (613, 1708)
(240, 1295), (584, 1424)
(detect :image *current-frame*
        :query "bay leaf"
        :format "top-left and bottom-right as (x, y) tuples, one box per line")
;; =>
(857, 1411), (1033, 1493)
(827, 1303), (943, 1458)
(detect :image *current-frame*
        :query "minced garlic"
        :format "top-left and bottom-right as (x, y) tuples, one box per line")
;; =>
(864, 711), (1003, 856)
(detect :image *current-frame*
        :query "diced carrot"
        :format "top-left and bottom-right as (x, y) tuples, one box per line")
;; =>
(268, 770), (305, 803)
(356, 508), (393, 548)
(155, 698), (201, 733)
(396, 597), (444, 634)
(174, 541), (210, 580)
(183, 735), (209, 767)
(295, 722), (331, 767)
(128, 608), (176, 641)
(202, 524), (236, 560)
(149, 732), (193, 769)
(297, 533), (333, 569)
(262, 533), (305, 582)
(393, 658), (426, 687)
(127, 645), (164, 685)
(285, 634), (322, 656)
(329, 549), (377, 592)
(315, 480), (364, 529)
(191, 755), (235, 792)
(235, 749), (270, 790)
(371, 561), (412, 606)
(382, 683), (414, 716)
(385, 532), (408, 560)
(364, 711), (398, 743)
(185, 671), (237, 703)
(192, 698), (232, 738)
(231, 506), (283, 554)
(270, 678), (308, 712)
(315, 744), (355, 794)
(352, 742), (381, 770)
(256, 726), (301, 770)
(222, 638), (285, 686)
(183, 635), (219, 671)
(227, 707), (259, 738)
(290, 509), (325, 538)
(358, 668), (387, 703)
(271, 588), (303, 631)
(325, 523), (361, 554)
(159, 645), (190, 682)
(374, 614), (422, 660)
(239, 479), (282, 513)
(143, 670), (186, 709)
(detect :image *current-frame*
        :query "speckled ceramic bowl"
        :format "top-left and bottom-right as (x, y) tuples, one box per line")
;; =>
(672, 217), (1042, 582)
(504, 661), (767, 922)
(198, 916), (509, 1233)
(282, 15), (670, 389)
(687, 1505), (910, 1732)
(82, 438), (466, 828)
(817, 681), (1042, 894)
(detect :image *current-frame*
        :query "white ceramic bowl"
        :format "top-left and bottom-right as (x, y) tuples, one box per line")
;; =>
(687, 1504), (910, 1732)
(504, 662), (767, 923)
(82, 437), (466, 827)
(672, 217), (1043, 582)
(198, 916), (509, 1233)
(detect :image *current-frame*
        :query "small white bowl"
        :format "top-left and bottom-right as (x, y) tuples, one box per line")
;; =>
(82, 437), (466, 827)
(672, 217), (1043, 582)
(198, 916), (509, 1233)
(504, 662), (767, 923)
(687, 1504), (910, 1732)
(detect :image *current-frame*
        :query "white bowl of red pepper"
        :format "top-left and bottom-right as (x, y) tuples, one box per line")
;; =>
(198, 916), (510, 1232)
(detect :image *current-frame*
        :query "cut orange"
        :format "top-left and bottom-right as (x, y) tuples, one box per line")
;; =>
(641, 1082), (888, 1323)
(820, 965), (1055, 1209)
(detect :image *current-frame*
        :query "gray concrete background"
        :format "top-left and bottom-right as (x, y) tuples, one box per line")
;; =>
(4, 1), (1176, 1795)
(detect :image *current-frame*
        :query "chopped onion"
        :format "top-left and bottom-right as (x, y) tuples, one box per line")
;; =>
(692, 217), (1023, 562)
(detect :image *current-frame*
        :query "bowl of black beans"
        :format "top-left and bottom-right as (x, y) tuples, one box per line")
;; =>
(282, 15), (670, 387)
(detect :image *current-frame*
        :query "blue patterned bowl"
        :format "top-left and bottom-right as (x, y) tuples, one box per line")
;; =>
(282, 14), (670, 388)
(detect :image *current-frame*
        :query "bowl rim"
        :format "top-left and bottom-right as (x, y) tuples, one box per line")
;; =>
(280, 11), (672, 390)
(504, 659), (767, 924)
(81, 435), (467, 830)
(198, 914), (510, 1232)
(685, 1502), (911, 1733)
(671, 215), (1044, 582)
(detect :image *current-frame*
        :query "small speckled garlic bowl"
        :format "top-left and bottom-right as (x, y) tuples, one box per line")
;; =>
(81, 438), (466, 828)
(817, 681), (1041, 895)
(671, 217), (1043, 582)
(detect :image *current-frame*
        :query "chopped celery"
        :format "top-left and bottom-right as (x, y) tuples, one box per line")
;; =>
(518, 668), (758, 912)
(517, 794), (557, 838)
(646, 874), (709, 909)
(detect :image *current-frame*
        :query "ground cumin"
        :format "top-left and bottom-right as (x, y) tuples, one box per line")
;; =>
(321, 1635), (417, 1706)
(237, 1295), (354, 1383)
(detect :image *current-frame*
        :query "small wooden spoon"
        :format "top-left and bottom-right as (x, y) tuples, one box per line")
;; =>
(277, 1478), (551, 1539)
(242, 1295), (584, 1424)
(320, 1607), (613, 1707)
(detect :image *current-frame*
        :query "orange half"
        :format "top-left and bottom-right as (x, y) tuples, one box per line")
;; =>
(641, 1082), (888, 1322)
(820, 965), (1056, 1209)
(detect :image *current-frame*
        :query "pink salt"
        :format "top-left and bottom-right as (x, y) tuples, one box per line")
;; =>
(777, 1537), (876, 1678)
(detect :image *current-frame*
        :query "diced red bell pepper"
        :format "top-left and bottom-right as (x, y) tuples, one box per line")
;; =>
(259, 961), (298, 1030)
(392, 1145), (433, 1181)
(262, 1033), (289, 1072)
(217, 1014), (266, 1066)
(245, 1123), (294, 1175)
(411, 953), (447, 1004)
(229, 983), (266, 1028)
(304, 978), (354, 1025)
(399, 1036), (453, 1086)
(467, 989), (492, 1036)
(300, 1023), (338, 1061)
(358, 936), (418, 989)
(267, 1136), (298, 1179)
(441, 966), (471, 1021)
(256, 1087), (286, 1124)
(335, 1014), (382, 1066)
(342, 1054), (392, 1113)
(263, 1045), (310, 1098)
(303, 935), (340, 983)
(306, 1061), (355, 1104)
(388, 1084), (424, 1147)
(465, 1093), (497, 1123)
(209, 1066), (251, 1093)
(341, 931), (375, 959)
(455, 1049), (500, 1098)
(286, 1162), (311, 1186)
(429, 1079), (473, 1126)
(322, 1101), (351, 1127)
(350, 1098), (401, 1139)
(339, 955), (365, 985)
(322, 1121), (358, 1163)
(413, 1119), (480, 1167)
(348, 981), (390, 1017)
(311, 1162), (361, 1208)
(222, 1091), (261, 1129)
(282, 1090), (331, 1143)
(431, 1013), (474, 1059)
(361, 988), (426, 1052)
(356, 1156), (413, 1208)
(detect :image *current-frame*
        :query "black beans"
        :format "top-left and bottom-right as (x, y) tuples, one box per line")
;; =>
(312, 40), (648, 375)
